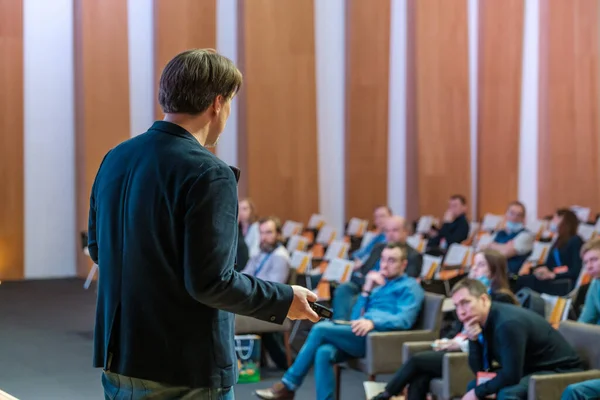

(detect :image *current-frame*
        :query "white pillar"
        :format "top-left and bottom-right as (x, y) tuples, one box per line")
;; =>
(216, 0), (239, 166)
(314, 0), (346, 232)
(128, 0), (154, 136)
(468, 0), (479, 221)
(519, 0), (540, 222)
(387, 0), (409, 218)
(23, 0), (76, 278)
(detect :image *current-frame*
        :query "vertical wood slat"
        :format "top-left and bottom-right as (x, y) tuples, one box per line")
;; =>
(0, 0), (24, 280)
(477, 0), (524, 217)
(538, 0), (600, 218)
(238, 0), (319, 223)
(413, 0), (471, 217)
(345, 0), (391, 221)
(74, 0), (130, 276)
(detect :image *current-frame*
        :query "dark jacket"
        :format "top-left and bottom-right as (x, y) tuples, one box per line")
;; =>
(428, 213), (470, 248)
(469, 302), (581, 398)
(88, 121), (294, 388)
(444, 291), (517, 339)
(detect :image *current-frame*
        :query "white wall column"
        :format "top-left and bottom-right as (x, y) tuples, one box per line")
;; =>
(467, 0), (479, 221)
(216, 0), (239, 166)
(24, 0), (76, 278)
(128, 0), (154, 136)
(387, 0), (408, 218)
(519, 0), (540, 222)
(314, 0), (346, 232)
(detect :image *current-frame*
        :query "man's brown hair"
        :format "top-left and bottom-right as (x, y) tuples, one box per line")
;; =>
(581, 237), (600, 258)
(258, 216), (282, 234)
(384, 242), (409, 262)
(450, 278), (488, 298)
(158, 49), (242, 115)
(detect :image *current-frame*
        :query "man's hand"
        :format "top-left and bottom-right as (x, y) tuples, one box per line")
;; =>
(353, 258), (364, 271)
(351, 319), (375, 336)
(464, 318), (482, 341)
(364, 270), (385, 292)
(443, 209), (454, 223)
(287, 286), (320, 323)
(461, 389), (477, 400)
(534, 266), (555, 280)
(434, 339), (461, 352)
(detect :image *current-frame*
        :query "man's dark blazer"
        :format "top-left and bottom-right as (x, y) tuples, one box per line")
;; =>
(88, 121), (294, 388)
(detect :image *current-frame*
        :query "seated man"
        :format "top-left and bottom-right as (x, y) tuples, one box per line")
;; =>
(255, 242), (425, 400)
(241, 216), (291, 370)
(451, 279), (582, 400)
(481, 201), (534, 277)
(577, 237), (600, 325)
(560, 238), (600, 400)
(351, 205), (392, 262)
(333, 216), (423, 320)
(427, 194), (470, 254)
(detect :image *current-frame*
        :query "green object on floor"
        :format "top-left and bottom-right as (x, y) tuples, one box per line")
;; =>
(235, 334), (261, 383)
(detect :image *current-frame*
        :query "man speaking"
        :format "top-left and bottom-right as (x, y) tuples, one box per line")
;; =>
(87, 49), (319, 400)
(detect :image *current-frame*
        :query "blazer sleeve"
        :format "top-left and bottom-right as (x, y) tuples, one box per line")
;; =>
(183, 165), (293, 324)
(87, 151), (111, 265)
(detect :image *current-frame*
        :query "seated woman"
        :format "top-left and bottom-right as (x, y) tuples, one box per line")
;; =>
(238, 197), (260, 259)
(516, 209), (584, 296)
(371, 249), (518, 400)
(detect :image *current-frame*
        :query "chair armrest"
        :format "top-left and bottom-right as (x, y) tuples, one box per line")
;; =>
(528, 370), (600, 400)
(442, 352), (474, 399)
(402, 341), (434, 362)
(365, 330), (438, 375)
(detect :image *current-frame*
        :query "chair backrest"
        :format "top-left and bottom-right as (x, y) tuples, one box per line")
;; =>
(413, 292), (444, 332)
(558, 321), (600, 369)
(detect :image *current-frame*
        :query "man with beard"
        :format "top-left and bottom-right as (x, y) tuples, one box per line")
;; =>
(241, 217), (292, 369)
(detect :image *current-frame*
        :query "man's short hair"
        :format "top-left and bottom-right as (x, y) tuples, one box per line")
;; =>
(450, 278), (488, 298)
(158, 49), (242, 115)
(374, 205), (393, 215)
(384, 242), (408, 261)
(450, 194), (467, 205)
(507, 200), (526, 217)
(581, 237), (600, 257)
(258, 216), (282, 234)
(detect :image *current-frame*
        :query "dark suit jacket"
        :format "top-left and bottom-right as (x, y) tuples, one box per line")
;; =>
(88, 121), (294, 388)
(469, 302), (581, 398)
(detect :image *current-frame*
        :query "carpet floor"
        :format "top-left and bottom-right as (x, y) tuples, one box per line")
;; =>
(0, 279), (391, 399)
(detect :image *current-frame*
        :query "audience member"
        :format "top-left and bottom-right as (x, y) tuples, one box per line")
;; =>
(561, 379), (600, 400)
(516, 209), (583, 296)
(427, 194), (470, 253)
(481, 201), (534, 276)
(451, 279), (581, 400)
(241, 217), (291, 370)
(239, 197), (260, 258)
(333, 216), (423, 320)
(371, 249), (518, 400)
(577, 238), (600, 325)
(351, 205), (392, 262)
(254, 243), (425, 400)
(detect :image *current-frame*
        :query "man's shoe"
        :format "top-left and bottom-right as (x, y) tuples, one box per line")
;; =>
(254, 382), (295, 399)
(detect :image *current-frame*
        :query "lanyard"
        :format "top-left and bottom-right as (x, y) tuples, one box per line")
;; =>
(478, 333), (490, 371)
(254, 252), (273, 277)
(553, 248), (562, 267)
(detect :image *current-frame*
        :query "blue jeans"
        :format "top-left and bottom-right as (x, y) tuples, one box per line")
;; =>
(102, 371), (234, 400)
(562, 379), (600, 400)
(282, 321), (366, 400)
(332, 282), (360, 320)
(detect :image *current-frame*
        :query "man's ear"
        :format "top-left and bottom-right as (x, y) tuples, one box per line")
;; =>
(212, 95), (224, 114)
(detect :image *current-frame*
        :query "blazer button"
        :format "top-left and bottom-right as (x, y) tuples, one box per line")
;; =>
(270, 316), (276, 322)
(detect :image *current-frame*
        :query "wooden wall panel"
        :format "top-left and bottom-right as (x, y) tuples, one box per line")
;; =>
(477, 0), (524, 218)
(0, 0), (24, 280)
(153, 0), (216, 120)
(345, 0), (391, 221)
(239, 0), (319, 224)
(74, 0), (130, 276)
(538, 0), (600, 219)
(413, 0), (471, 217)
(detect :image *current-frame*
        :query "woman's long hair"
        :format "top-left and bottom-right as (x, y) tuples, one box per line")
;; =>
(478, 248), (519, 305)
(555, 208), (580, 249)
